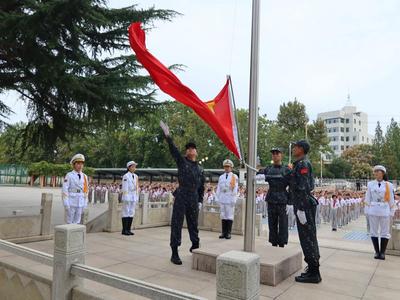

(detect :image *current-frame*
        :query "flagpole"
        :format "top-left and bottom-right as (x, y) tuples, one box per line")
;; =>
(244, 0), (260, 252)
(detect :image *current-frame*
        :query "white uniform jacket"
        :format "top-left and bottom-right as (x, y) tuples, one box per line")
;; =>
(216, 172), (239, 205)
(365, 180), (395, 217)
(121, 172), (139, 202)
(62, 171), (88, 208)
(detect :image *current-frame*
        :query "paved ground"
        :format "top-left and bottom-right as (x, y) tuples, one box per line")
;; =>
(0, 186), (108, 226)
(1, 221), (398, 300)
(1, 186), (399, 299)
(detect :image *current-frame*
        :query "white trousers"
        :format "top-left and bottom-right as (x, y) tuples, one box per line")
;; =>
(67, 207), (83, 224)
(368, 215), (391, 239)
(220, 203), (235, 220)
(122, 201), (136, 218)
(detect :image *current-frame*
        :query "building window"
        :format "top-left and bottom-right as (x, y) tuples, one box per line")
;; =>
(346, 137), (349, 142)
(341, 145), (344, 150)
(346, 146), (349, 149)
(359, 120), (361, 126)
(340, 118), (345, 123)
(353, 136), (356, 141)
(341, 136), (344, 141)
(340, 127), (344, 132)
(346, 118), (350, 123)
(354, 128), (356, 132)
(367, 138), (369, 143)
(328, 120), (331, 124)
(362, 136), (364, 142)
(346, 127), (350, 132)
(354, 119), (356, 124)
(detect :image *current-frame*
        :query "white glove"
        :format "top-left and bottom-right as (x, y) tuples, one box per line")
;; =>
(198, 202), (203, 210)
(297, 210), (307, 225)
(286, 205), (293, 215)
(160, 120), (170, 137)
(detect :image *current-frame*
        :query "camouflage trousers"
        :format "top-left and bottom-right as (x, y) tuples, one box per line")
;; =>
(170, 192), (200, 248)
(295, 205), (320, 267)
(267, 203), (288, 246)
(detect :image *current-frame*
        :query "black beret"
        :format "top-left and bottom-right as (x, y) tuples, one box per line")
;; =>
(270, 147), (282, 153)
(293, 140), (310, 154)
(185, 142), (197, 150)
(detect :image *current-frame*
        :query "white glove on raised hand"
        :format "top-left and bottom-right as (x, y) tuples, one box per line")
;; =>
(286, 205), (293, 215)
(296, 210), (307, 225)
(160, 120), (170, 137)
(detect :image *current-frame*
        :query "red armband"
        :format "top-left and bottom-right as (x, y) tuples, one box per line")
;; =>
(300, 168), (308, 175)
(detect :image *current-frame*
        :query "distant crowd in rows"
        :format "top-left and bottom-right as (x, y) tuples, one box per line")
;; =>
(86, 181), (400, 231)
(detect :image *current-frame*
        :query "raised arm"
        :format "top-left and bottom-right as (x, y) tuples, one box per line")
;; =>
(160, 120), (184, 165)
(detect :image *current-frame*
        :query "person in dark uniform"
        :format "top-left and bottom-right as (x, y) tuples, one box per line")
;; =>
(160, 121), (205, 265)
(290, 140), (321, 284)
(257, 148), (291, 248)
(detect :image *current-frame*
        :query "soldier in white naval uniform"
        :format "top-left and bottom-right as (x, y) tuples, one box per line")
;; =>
(121, 161), (139, 235)
(216, 159), (238, 239)
(365, 165), (396, 260)
(62, 154), (88, 224)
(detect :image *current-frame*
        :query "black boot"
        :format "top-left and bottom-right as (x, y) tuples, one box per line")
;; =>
(121, 217), (129, 235)
(295, 265), (321, 284)
(170, 247), (182, 265)
(300, 266), (311, 277)
(225, 220), (232, 239)
(127, 217), (134, 235)
(371, 237), (380, 259)
(379, 238), (389, 260)
(190, 244), (199, 253)
(219, 220), (226, 239)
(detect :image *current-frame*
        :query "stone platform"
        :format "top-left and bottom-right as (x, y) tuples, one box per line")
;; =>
(192, 238), (302, 286)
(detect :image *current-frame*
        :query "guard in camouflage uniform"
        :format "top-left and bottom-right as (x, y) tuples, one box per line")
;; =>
(160, 121), (205, 265)
(257, 148), (291, 247)
(290, 140), (321, 284)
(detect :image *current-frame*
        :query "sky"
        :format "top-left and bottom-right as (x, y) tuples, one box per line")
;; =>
(3, 0), (400, 134)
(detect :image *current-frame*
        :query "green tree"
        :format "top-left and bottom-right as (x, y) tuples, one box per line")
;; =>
(381, 118), (400, 179)
(0, 0), (176, 156)
(277, 99), (309, 136)
(341, 144), (374, 179)
(372, 121), (384, 165)
(327, 157), (352, 178)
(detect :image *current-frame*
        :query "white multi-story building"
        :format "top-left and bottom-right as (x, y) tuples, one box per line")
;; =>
(317, 100), (374, 158)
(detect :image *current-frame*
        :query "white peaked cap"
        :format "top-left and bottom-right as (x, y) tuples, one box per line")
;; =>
(70, 153), (85, 165)
(127, 161), (138, 168)
(223, 159), (234, 168)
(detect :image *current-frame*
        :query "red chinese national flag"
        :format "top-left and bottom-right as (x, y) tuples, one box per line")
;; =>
(128, 22), (242, 159)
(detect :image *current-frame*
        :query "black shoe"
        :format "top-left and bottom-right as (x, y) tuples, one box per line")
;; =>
(379, 238), (389, 260)
(219, 220), (226, 239)
(332, 228), (337, 231)
(295, 266), (321, 284)
(121, 217), (129, 235)
(127, 217), (134, 235)
(279, 244), (285, 248)
(190, 244), (199, 253)
(225, 220), (232, 239)
(371, 237), (380, 259)
(271, 243), (278, 247)
(300, 266), (311, 277)
(171, 247), (182, 265)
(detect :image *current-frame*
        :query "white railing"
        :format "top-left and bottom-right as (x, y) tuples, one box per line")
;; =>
(0, 226), (206, 300)
(71, 264), (205, 300)
(0, 239), (53, 266)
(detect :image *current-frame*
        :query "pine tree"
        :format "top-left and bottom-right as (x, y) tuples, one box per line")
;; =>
(372, 121), (384, 165)
(0, 0), (176, 156)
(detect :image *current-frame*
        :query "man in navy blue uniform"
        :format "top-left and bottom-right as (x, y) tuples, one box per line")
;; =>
(160, 121), (205, 265)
